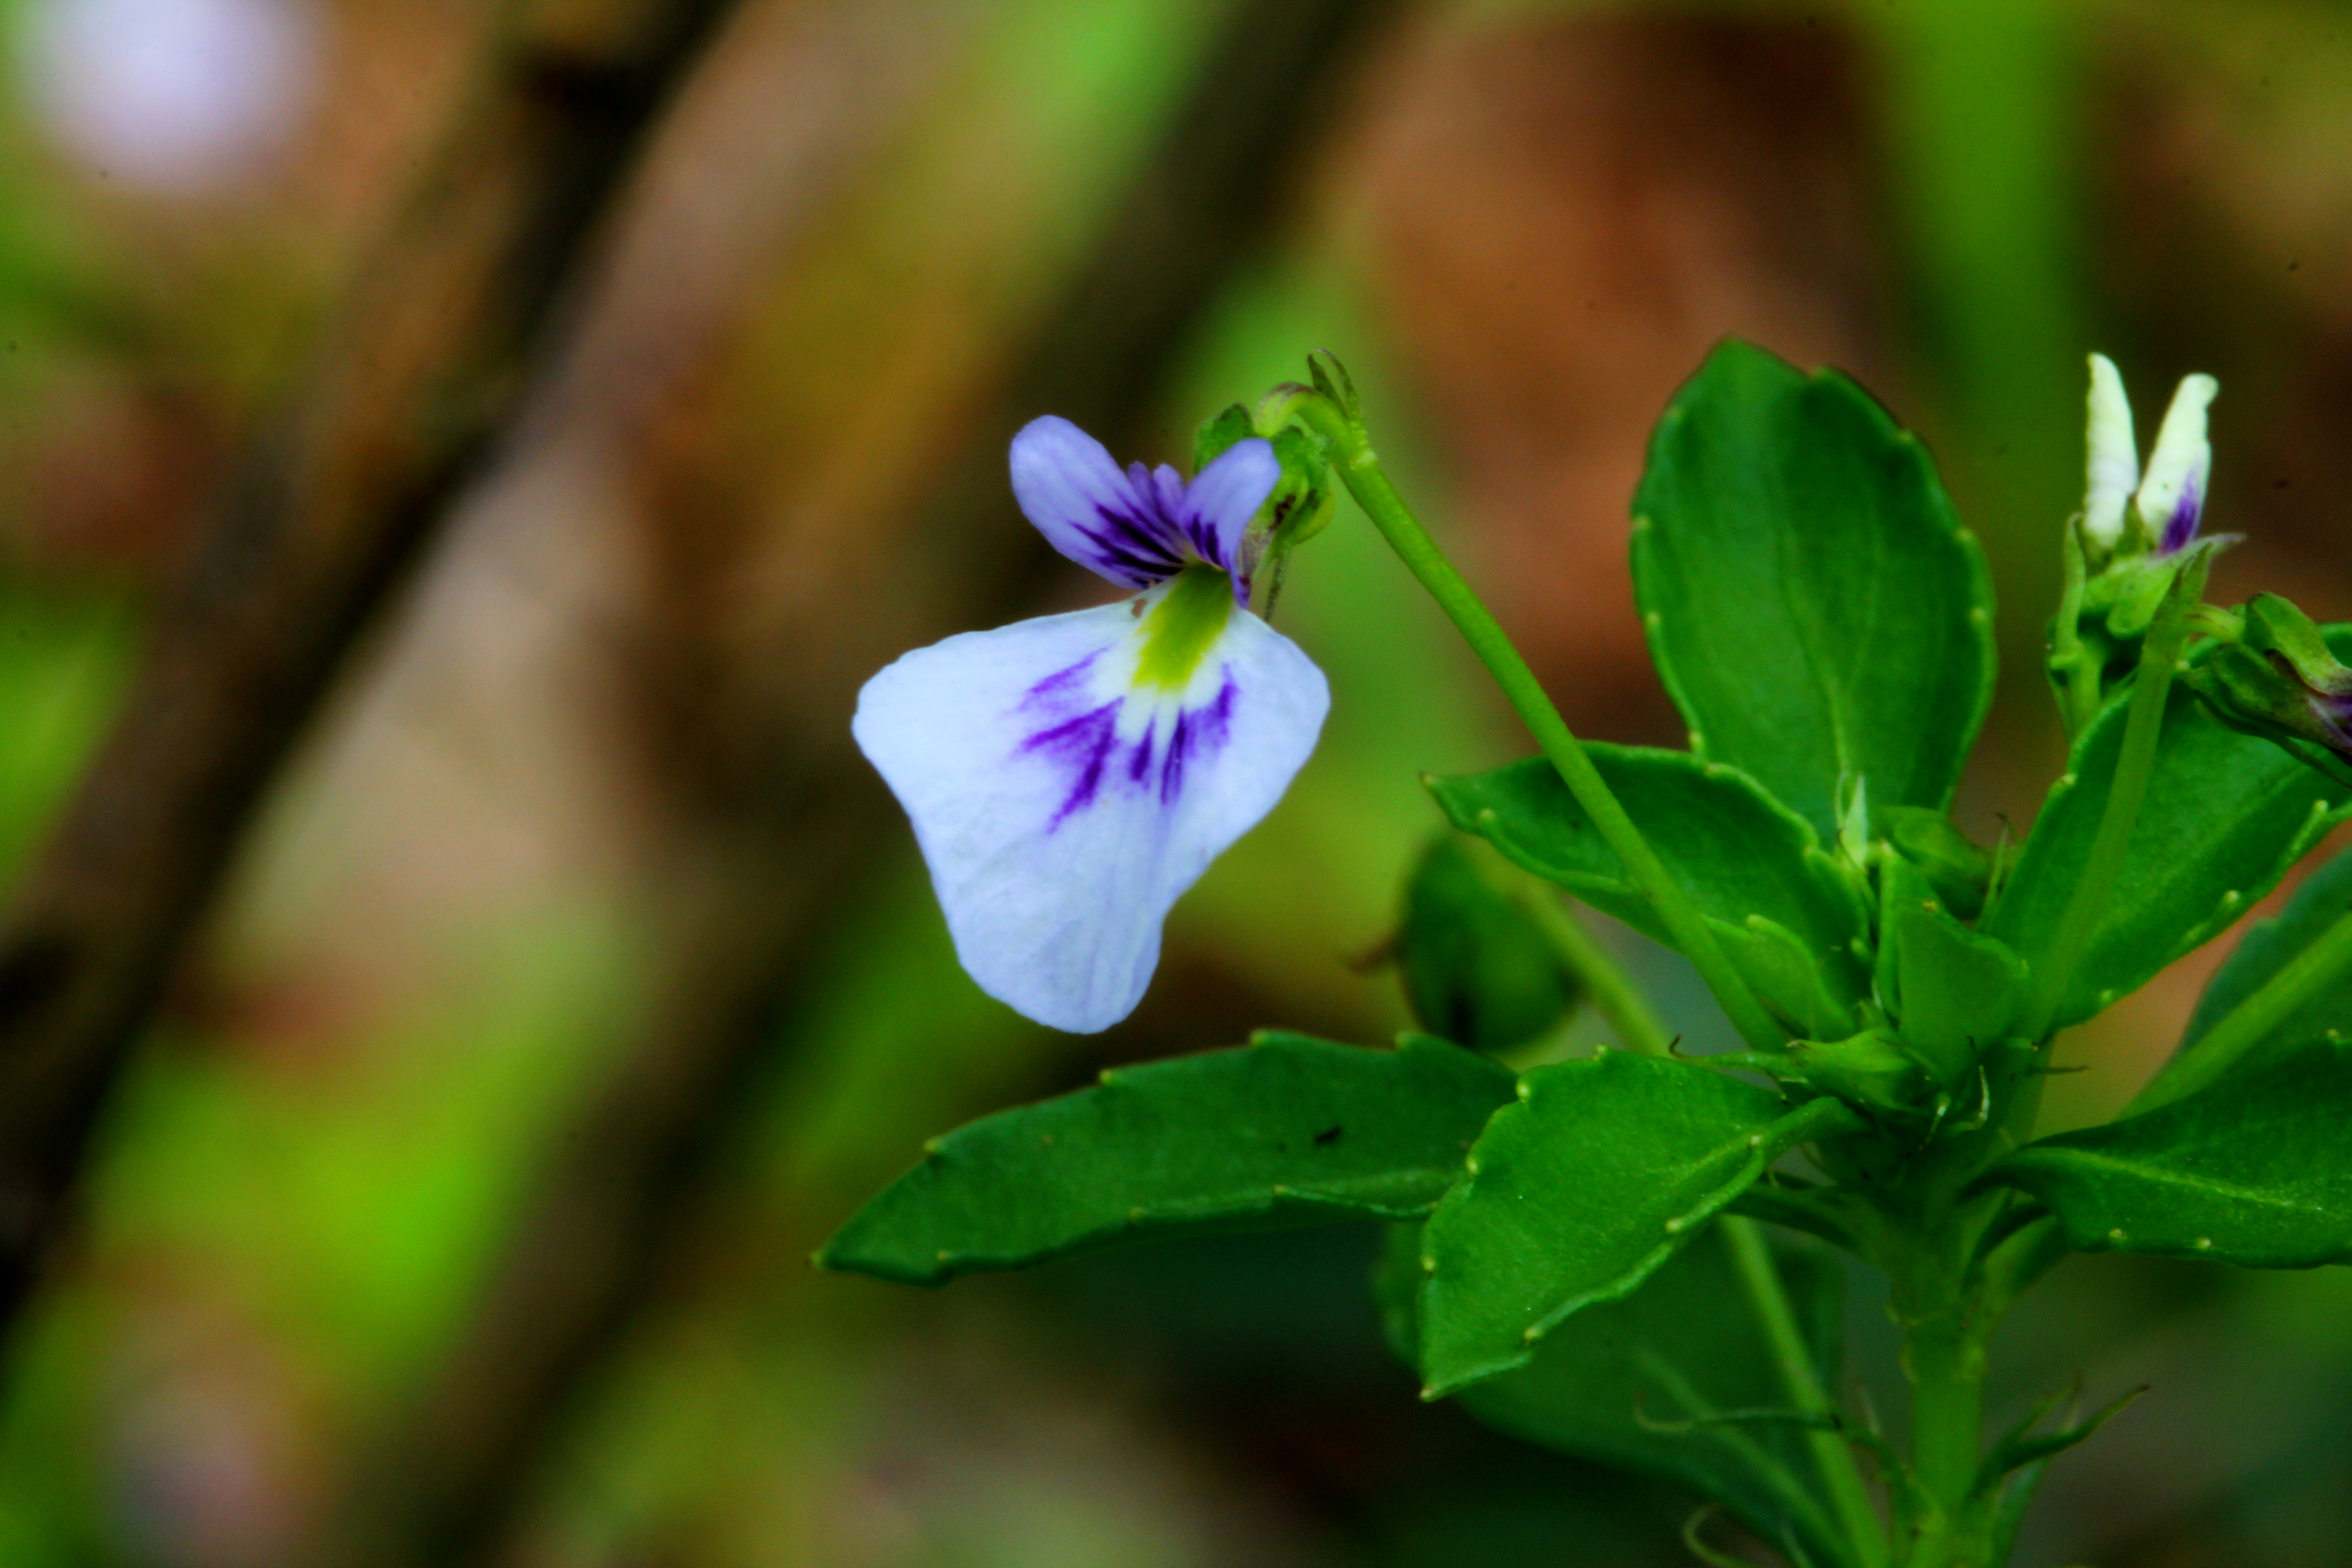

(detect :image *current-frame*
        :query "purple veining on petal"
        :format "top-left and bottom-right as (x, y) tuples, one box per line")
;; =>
(1179, 505), (1223, 572)
(1127, 718), (1156, 784)
(2158, 475), (2205, 555)
(1075, 502), (1184, 584)
(1021, 651), (1102, 708)
(1149, 464), (1187, 518)
(1022, 700), (1122, 830)
(1013, 418), (1277, 598)
(1159, 670), (1238, 804)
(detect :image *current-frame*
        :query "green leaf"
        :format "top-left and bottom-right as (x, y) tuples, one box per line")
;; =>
(819, 1033), (1517, 1285)
(1415, 1052), (1859, 1396)
(2181, 841), (2352, 1055)
(1429, 746), (1869, 1015)
(1983, 642), (2352, 1030)
(1630, 339), (1995, 839)
(1396, 835), (1578, 1054)
(1377, 1222), (1853, 1568)
(1989, 1035), (2352, 1267)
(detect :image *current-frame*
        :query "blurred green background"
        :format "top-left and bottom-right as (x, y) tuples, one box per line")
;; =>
(1, 0), (2351, 1563)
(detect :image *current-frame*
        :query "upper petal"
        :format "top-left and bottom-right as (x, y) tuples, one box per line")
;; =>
(853, 596), (1329, 1032)
(1177, 437), (1280, 590)
(2082, 353), (2138, 552)
(1010, 416), (1187, 589)
(2135, 372), (2218, 554)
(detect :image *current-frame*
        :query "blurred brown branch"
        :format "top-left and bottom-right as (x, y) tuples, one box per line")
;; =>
(0, 0), (742, 1328)
(317, 0), (1409, 1563)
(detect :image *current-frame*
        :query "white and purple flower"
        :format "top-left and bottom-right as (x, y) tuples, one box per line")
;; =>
(2082, 353), (2219, 558)
(853, 416), (1331, 1033)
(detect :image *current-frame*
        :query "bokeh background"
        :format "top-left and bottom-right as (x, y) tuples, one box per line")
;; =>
(0, 0), (2349, 1563)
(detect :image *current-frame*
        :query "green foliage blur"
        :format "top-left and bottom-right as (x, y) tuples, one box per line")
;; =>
(2, 1), (2352, 1564)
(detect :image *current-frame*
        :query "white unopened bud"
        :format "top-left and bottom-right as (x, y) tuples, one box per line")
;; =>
(2081, 353), (2138, 552)
(2135, 373), (2219, 554)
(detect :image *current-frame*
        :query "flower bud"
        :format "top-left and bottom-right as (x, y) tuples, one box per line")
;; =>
(1393, 835), (1579, 1054)
(2135, 372), (2219, 556)
(1881, 805), (1994, 922)
(1785, 1029), (1930, 1116)
(2082, 353), (2137, 556)
(1195, 399), (1338, 613)
(2187, 593), (2352, 757)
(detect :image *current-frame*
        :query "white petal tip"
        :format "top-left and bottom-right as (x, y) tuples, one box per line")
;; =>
(2082, 352), (2137, 551)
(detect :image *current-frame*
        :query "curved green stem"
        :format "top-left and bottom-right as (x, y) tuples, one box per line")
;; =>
(1520, 892), (1675, 1058)
(2019, 555), (2209, 1040)
(2135, 899), (2352, 1112)
(1292, 392), (1786, 1056)
(1289, 377), (1876, 1562)
(1724, 1216), (1892, 1568)
(2046, 520), (2101, 739)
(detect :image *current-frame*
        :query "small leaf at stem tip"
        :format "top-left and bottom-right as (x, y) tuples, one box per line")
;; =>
(1304, 347), (1361, 419)
(1975, 1384), (2148, 1492)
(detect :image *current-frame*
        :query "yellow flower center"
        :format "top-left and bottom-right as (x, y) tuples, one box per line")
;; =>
(1134, 564), (1235, 691)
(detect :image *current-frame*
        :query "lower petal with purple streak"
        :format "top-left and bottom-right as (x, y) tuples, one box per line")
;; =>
(853, 596), (1328, 1033)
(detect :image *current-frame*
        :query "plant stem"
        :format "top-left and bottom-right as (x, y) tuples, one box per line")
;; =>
(1296, 397), (1787, 1055)
(2046, 521), (2101, 739)
(2018, 556), (2209, 1039)
(1724, 1216), (1891, 1568)
(1293, 392), (1880, 1563)
(1520, 892), (1675, 1058)
(2134, 899), (2352, 1112)
(1906, 1318), (1988, 1561)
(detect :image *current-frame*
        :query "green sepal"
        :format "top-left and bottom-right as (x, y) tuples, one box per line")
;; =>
(1779, 1029), (1931, 1116)
(1265, 426), (1336, 546)
(1395, 835), (1579, 1054)
(2187, 643), (2326, 750)
(2185, 594), (2352, 764)
(1376, 1223), (1855, 1568)
(1713, 915), (1861, 1040)
(1415, 1051), (1861, 1396)
(1983, 635), (2352, 1030)
(1986, 1035), (2352, 1267)
(1199, 397), (1338, 613)
(1629, 338), (1996, 840)
(818, 1032), (1517, 1286)
(1880, 856), (2025, 1086)
(1429, 746), (1869, 1019)
(2092, 554), (2177, 640)
(1882, 804), (1994, 921)
(2243, 593), (2352, 696)
(1193, 402), (1255, 469)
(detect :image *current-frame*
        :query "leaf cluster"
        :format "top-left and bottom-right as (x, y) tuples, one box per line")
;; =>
(820, 342), (2352, 1566)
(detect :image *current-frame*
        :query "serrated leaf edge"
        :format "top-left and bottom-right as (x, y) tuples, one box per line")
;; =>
(1417, 1090), (1857, 1399)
